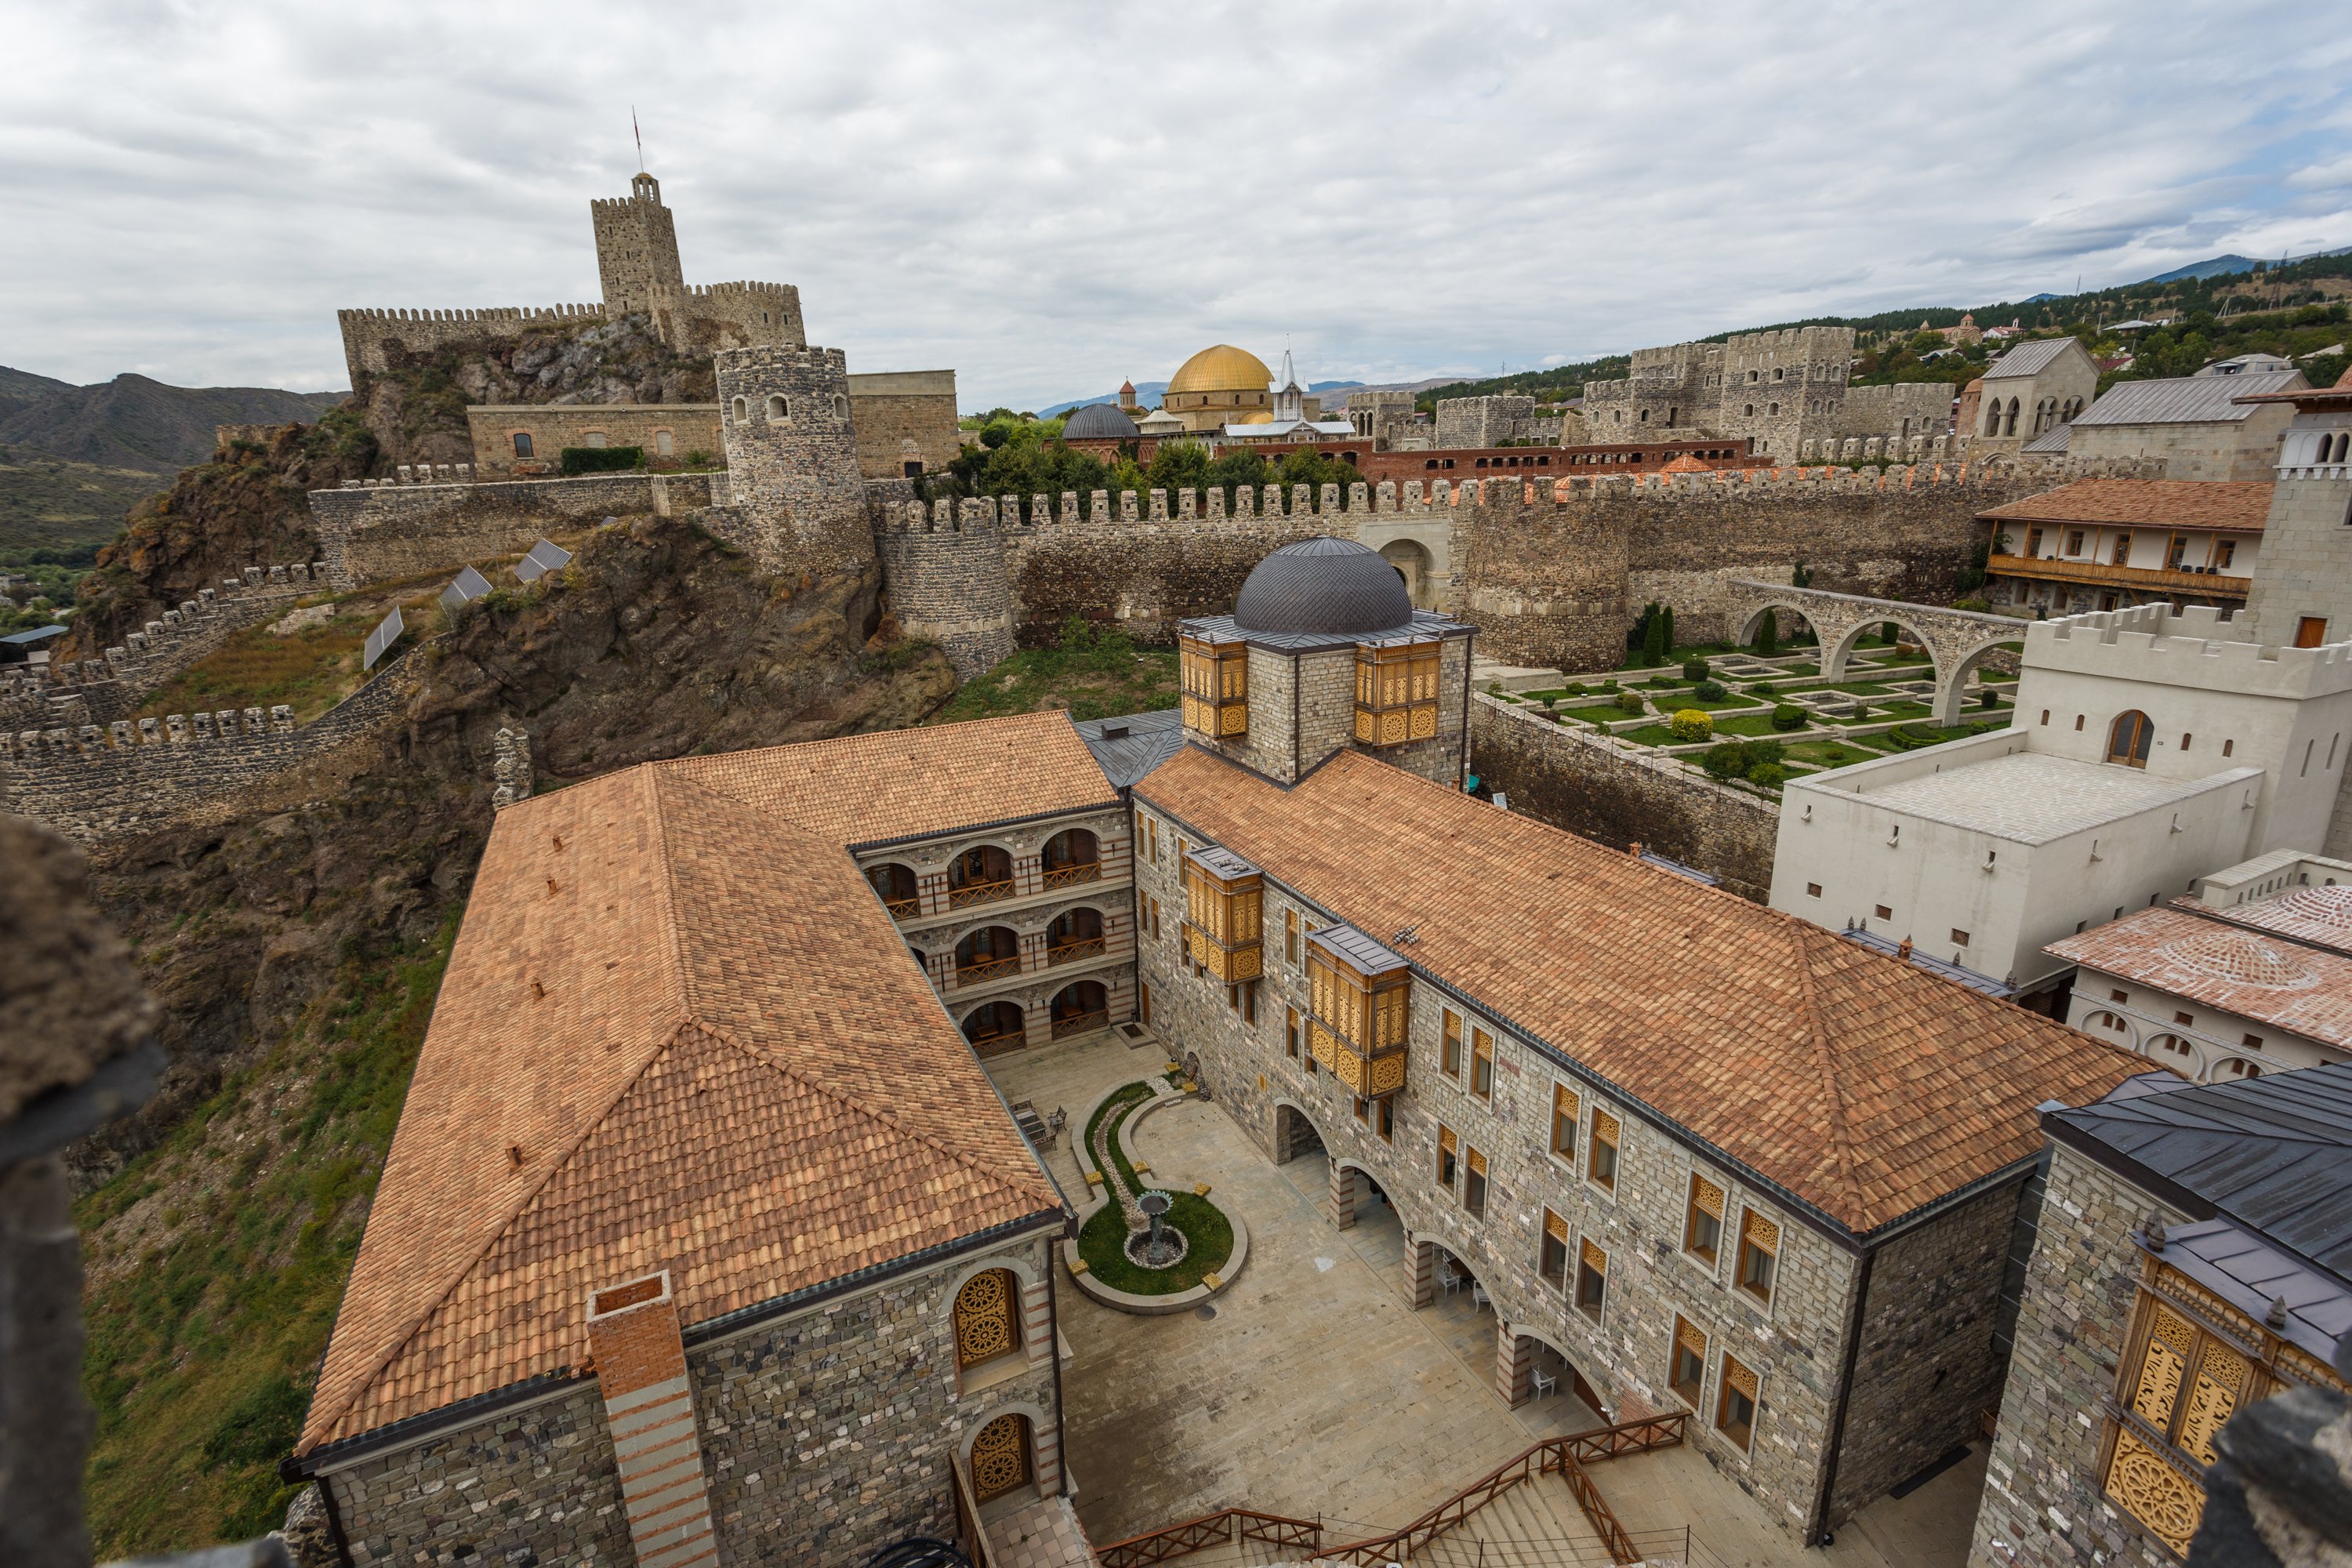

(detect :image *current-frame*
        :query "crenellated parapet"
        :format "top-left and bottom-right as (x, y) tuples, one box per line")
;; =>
(647, 280), (804, 354)
(336, 303), (608, 382)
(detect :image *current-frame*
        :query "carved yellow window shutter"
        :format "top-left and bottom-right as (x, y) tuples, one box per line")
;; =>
(1544, 1209), (1569, 1243)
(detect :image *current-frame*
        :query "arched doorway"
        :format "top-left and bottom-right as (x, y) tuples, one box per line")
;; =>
(961, 1000), (1026, 1057)
(1041, 828), (1101, 888)
(2107, 710), (2154, 768)
(971, 1410), (1033, 1504)
(866, 862), (919, 917)
(948, 844), (1016, 909)
(954, 926), (1023, 985)
(1045, 906), (1105, 965)
(1381, 539), (1435, 608)
(1272, 1102), (1325, 1164)
(1048, 980), (1109, 1040)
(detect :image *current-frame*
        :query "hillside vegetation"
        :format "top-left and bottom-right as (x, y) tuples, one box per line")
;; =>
(929, 617), (1178, 726)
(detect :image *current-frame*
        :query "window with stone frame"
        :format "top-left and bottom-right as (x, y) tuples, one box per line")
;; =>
(1539, 1210), (1570, 1289)
(1685, 1174), (1725, 1266)
(1465, 1147), (1488, 1218)
(1442, 1007), (1463, 1080)
(1736, 1210), (1779, 1305)
(1437, 1124), (1458, 1190)
(1575, 1238), (1607, 1320)
(1551, 1083), (1578, 1163)
(1286, 1005), (1300, 1058)
(1286, 907), (1299, 965)
(1471, 1026), (1494, 1101)
(1670, 1316), (1708, 1408)
(1588, 1108), (1620, 1192)
(1377, 1096), (1394, 1142)
(1715, 1352), (1759, 1451)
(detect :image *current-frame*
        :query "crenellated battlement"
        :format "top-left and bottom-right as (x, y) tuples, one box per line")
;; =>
(2029, 602), (2352, 699)
(336, 303), (609, 380)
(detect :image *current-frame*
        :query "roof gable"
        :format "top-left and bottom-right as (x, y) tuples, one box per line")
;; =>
(1984, 338), (2090, 379)
(1978, 477), (2275, 532)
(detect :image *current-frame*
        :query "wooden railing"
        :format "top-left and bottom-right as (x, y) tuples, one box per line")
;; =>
(1094, 1411), (1685, 1568)
(1050, 1009), (1111, 1040)
(1097, 1509), (1322, 1568)
(1047, 936), (1107, 966)
(1042, 860), (1103, 891)
(948, 877), (1018, 910)
(1987, 550), (2251, 598)
(882, 895), (920, 919)
(956, 955), (1024, 985)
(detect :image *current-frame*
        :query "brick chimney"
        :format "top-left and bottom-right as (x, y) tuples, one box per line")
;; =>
(586, 1271), (720, 1568)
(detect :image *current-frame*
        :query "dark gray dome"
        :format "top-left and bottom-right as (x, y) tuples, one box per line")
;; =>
(1232, 537), (1414, 636)
(1061, 402), (1140, 439)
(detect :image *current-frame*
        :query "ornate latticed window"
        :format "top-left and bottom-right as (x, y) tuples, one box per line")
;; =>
(1671, 1316), (1708, 1407)
(2102, 1268), (2309, 1558)
(1575, 1238), (1607, 1319)
(1716, 1353), (1759, 1450)
(971, 1410), (1032, 1504)
(1437, 1124), (1458, 1189)
(1354, 640), (1443, 746)
(1540, 1209), (1570, 1287)
(1588, 1109), (1620, 1190)
(1305, 925), (1412, 1098)
(1471, 1028), (1494, 1100)
(1182, 847), (1264, 984)
(1181, 635), (1249, 739)
(1552, 1084), (1579, 1160)
(1737, 1210), (1779, 1305)
(952, 1269), (1021, 1370)
(1441, 1008), (1463, 1079)
(1686, 1175), (1726, 1265)
(1464, 1147), (1488, 1217)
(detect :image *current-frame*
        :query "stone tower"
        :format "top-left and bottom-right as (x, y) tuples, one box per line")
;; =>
(878, 499), (1018, 679)
(2238, 373), (2352, 650)
(591, 172), (688, 317)
(714, 345), (874, 579)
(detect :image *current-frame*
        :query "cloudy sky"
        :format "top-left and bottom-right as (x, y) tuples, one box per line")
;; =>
(6, 2), (2347, 409)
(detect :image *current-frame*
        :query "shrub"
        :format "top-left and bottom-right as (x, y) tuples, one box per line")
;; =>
(1954, 596), (1991, 612)
(1563, 682), (1587, 695)
(1639, 612), (1668, 667)
(1646, 674), (1678, 688)
(1980, 686), (1999, 709)
(1599, 677), (1619, 691)
(1614, 691), (1643, 714)
(1669, 708), (1714, 742)
(1751, 682), (1777, 698)
(1681, 657), (1711, 681)
(1693, 678), (1728, 702)
(1487, 681), (1504, 695)
(1699, 742), (1748, 780)
(558, 445), (644, 474)
(1755, 607), (1778, 654)
(1743, 739), (1786, 769)
(1849, 699), (1871, 720)
(1748, 763), (1789, 789)
(1771, 703), (1806, 731)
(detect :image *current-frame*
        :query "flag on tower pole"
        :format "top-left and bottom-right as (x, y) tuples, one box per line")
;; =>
(633, 107), (644, 172)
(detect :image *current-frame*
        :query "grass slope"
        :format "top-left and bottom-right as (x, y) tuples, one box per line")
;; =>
(78, 914), (459, 1555)
(129, 579), (448, 725)
(0, 446), (162, 552)
(929, 619), (1178, 727)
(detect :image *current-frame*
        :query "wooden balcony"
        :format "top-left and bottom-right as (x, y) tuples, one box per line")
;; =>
(1988, 551), (2251, 600)
(948, 877), (1018, 910)
(956, 955), (1024, 985)
(1041, 860), (1102, 891)
(882, 895), (920, 920)
(1047, 936), (1107, 967)
(1051, 1009), (1109, 1040)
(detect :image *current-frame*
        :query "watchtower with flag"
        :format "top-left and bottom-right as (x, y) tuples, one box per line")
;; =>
(590, 170), (687, 315)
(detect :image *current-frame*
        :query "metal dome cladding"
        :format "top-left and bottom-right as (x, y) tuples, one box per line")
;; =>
(1232, 537), (1414, 637)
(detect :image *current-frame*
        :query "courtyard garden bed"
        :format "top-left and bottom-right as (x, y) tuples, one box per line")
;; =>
(1068, 1082), (1243, 1308)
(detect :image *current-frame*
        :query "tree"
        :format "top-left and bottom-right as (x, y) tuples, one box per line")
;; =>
(1639, 612), (1667, 667)
(1791, 562), (1813, 588)
(1756, 608), (1778, 654)
(1660, 604), (1675, 652)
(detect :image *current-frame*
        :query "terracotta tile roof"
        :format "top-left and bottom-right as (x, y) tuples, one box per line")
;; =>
(2180, 884), (2352, 955)
(2047, 907), (2352, 1049)
(665, 708), (1119, 846)
(1977, 478), (2275, 533)
(1134, 746), (2146, 1234)
(300, 757), (1068, 1455)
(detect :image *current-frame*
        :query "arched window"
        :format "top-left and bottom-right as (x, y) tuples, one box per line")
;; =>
(764, 394), (789, 421)
(952, 1269), (1022, 1370)
(971, 1410), (1033, 1503)
(954, 926), (1022, 983)
(865, 862), (918, 916)
(510, 431), (534, 458)
(1984, 403), (2002, 437)
(1041, 827), (1099, 885)
(2004, 397), (2020, 436)
(730, 395), (748, 423)
(960, 1000), (1025, 1052)
(2107, 710), (2154, 768)
(832, 393), (850, 419)
(1049, 980), (1109, 1040)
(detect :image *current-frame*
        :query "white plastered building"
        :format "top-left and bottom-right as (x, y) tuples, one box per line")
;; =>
(1769, 604), (2352, 999)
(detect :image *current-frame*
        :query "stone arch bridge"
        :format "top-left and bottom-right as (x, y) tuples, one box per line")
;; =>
(1721, 580), (2032, 725)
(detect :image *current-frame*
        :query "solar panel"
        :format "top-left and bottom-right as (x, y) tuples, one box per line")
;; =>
(362, 604), (406, 672)
(514, 539), (573, 584)
(437, 565), (493, 615)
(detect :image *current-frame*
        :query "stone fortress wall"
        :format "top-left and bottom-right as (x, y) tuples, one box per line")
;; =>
(336, 303), (610, 381)
(310, 470), (721, 589)
(1584, 326), (1857, 460)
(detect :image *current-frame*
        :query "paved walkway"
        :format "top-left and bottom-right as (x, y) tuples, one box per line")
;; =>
(983, 1034), (1983, 1566)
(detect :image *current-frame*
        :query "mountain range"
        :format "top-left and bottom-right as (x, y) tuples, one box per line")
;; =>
(0, 368), (346, 554)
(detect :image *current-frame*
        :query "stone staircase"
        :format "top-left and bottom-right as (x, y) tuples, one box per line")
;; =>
(1408, 1474), (1612, 1565)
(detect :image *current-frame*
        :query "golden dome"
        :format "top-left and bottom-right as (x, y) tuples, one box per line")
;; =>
(1238, 410), (1274, 424)
(1168, 344), (1273, 396)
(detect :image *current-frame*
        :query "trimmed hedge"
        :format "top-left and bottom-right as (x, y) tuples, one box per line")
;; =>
(559, 445), (644, 475)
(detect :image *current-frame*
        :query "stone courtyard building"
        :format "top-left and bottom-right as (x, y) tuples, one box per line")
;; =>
(1971, 339), (2100, 455)
(1965, 1065), (2352, 1566)
(1129, 539), (2147, 1547)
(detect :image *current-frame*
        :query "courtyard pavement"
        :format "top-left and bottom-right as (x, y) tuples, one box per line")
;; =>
(985, 1033), (1984, 1567)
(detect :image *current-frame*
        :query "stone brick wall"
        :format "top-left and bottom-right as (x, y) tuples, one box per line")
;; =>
(319, 1230), (1064, 1568)
(1433, 395), (1540, 448)
(846, 371), (962, 480)
(466, 404), (723, 478)
(336, 304), (608, 383)
(880, 499), (1021, 678)
(310, 473), (717, 589)
(1966, 1145), (2185, 1568)
(1129, 796), (1911, 1543)
(1839, 382), (1954, 442)
(2, 648), (423, 844)
(592, 176), (688, 315)
(1467, 696), (1779, 899)
(1830, 1177), (2030, 1519)
(714, 345), (875, 583)
(648, 281), (805, 357)
(2237, 466), (2352, 648)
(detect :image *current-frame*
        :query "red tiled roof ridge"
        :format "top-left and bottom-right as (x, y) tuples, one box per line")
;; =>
(1788, 921), (1864, 1203)
(300, 1010), (701, 1453)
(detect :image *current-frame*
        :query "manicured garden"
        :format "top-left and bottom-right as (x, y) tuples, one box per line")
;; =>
(1077, 1083), (1234, 1295)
